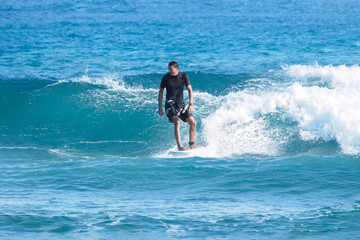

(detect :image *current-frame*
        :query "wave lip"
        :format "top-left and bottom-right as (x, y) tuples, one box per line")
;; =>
(51, 73), (156, 93)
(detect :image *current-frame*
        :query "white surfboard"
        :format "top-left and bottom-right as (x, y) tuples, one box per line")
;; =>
(168, 150), (193, 156)
(168, 145), (205, 156)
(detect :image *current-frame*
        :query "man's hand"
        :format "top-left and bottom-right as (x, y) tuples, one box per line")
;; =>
(158, 88), (164, 116)
(188, 105), (193, 114)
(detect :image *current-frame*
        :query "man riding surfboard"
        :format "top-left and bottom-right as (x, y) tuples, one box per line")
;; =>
(158, 61), (201, 151)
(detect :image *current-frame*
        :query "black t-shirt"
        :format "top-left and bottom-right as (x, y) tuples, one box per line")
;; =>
(160, 72), (191, 103)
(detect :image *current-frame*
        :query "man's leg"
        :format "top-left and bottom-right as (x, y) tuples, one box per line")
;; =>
(173, 115), (188, 151)
(186, 116), (198, 148)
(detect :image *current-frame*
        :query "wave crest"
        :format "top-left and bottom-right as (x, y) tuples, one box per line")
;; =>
(201, 64), (360, 156)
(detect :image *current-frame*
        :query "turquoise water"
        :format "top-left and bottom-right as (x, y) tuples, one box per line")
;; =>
(1, 0), (360, 239)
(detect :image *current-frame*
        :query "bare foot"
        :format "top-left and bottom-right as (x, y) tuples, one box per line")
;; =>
(190, 144), (203, 149)
(178, 146), (189, 151)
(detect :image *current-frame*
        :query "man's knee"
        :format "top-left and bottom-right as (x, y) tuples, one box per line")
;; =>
(172, 116), (180, 127)
(187, 117), (196, 127)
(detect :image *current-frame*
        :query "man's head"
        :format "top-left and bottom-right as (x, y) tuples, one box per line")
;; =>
(168, 61), (179, 76)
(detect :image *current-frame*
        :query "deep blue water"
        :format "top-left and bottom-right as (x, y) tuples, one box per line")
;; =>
(1, 0), (360, 239)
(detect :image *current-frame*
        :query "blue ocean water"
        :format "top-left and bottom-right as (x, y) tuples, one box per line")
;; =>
(1, 0), (360, 239)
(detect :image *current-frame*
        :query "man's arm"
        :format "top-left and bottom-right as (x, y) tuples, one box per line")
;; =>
(158, 88), (164, 116)
(187, 85), (194, 113)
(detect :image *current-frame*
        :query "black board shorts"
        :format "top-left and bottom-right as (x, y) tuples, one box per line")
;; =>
(165, 100), (192, 123)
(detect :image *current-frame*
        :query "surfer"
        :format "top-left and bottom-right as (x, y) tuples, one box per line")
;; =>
(158, 61), (200, 151)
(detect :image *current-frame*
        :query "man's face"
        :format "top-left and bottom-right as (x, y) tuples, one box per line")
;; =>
(168, 65), (179, 76)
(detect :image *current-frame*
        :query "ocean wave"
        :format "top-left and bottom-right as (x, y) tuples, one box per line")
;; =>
(1, 65), (359, 158)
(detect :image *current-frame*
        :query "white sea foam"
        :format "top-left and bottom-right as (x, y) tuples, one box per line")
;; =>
(53, 74), (156, 93)
(200, 64), (360, 157)
(202, 91), (281, 157)
(76, 74), (129, 91)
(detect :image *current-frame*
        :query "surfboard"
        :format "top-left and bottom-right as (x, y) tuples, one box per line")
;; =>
(168, 150), (192, 156)
(168, 145), (205, 156)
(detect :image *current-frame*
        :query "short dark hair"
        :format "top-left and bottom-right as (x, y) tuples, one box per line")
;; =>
(168, 61), (179, 69)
